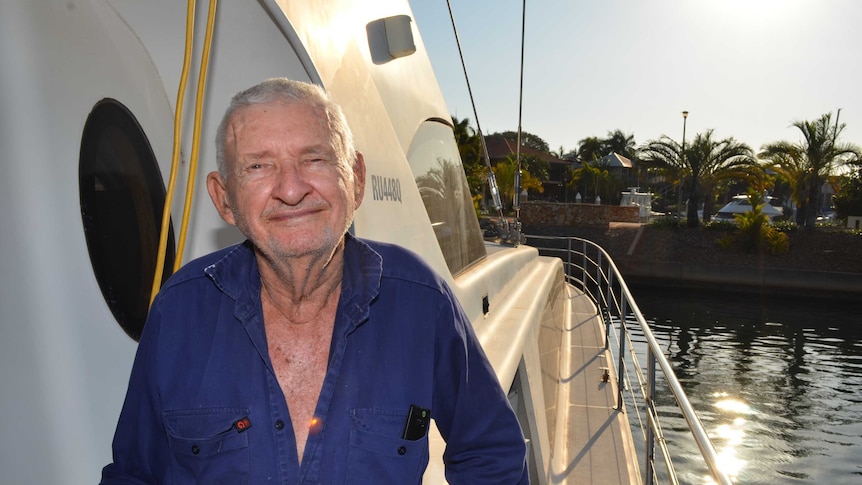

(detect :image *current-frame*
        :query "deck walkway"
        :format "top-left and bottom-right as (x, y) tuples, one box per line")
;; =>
(551, 285), (640, 484)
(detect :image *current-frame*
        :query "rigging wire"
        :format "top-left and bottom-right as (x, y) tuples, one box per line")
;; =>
(444, 0), (506, 231)
(446, 0), (529, 245)
(512, 0), (527, 245)
(150, 0), (217, 305)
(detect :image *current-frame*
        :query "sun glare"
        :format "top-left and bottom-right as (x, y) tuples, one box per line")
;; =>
(704, 393), (753, 483)
(695, 0), (812, 35)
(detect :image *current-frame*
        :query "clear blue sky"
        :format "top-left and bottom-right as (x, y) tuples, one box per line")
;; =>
(409, 0), (862, 158)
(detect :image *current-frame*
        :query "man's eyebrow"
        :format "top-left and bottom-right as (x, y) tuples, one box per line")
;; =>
(240, 143), (334, 158)
(299, 144), (336, 157)
(238, 150), (273, 161)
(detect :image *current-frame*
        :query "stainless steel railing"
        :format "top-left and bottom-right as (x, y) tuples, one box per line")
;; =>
(525, 234), (733, 485)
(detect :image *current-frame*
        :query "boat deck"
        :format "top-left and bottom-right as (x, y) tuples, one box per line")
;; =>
(423, 283), (641, 484)
(551, 285), (640, 484)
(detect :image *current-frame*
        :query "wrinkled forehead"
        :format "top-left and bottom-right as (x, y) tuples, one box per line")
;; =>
(226, 102), (337, 155)
(231, 100), (324, 133)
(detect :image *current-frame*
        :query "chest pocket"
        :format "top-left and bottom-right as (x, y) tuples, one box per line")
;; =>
(346, 408), (429, 485)
(163, 408), (250, 485)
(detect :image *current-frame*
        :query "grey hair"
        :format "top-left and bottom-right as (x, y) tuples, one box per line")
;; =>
(215, 78), (356, 175)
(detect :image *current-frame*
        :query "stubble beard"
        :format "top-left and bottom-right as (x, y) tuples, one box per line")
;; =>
(231, 205), (352, 272)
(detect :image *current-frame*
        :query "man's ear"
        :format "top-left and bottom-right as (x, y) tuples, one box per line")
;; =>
(353, 152), (366, 209)
(206, 171), (237, 226)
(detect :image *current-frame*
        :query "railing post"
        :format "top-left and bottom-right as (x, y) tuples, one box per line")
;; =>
(608, 268), (615, 329)
(616, 314), (626, 409)
(581, 240), (587, 294)
(645, 348), (657, 485)
(608, 269), (614, 311)
(596, 251), (602, 306)
(616, 294), (629, 409)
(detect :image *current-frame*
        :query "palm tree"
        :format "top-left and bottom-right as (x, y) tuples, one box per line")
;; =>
(759, 112), (861, 229)
(576, 136), (604, 166)
(568, 158), (615, 204)
(492, 155), (543, 212)
(641, 129), (756, 227)
(451, 116), (485, 198)
(602, 129), (638, 160)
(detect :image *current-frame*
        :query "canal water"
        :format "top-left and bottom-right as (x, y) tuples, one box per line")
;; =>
(627, 286), (862, 485)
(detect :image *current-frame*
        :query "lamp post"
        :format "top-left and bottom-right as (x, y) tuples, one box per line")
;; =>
(679, 110), (689, 220)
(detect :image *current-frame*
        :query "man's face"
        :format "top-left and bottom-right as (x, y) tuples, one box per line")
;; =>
(208, 101), (365, 261)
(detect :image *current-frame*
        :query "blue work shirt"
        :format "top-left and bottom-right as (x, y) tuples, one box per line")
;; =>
(101, 235), (528, 484)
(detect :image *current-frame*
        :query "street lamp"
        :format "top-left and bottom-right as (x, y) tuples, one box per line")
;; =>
(679, 110), (689, 219)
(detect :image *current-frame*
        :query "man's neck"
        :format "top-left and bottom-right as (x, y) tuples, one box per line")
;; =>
(256, 242), (345, 326)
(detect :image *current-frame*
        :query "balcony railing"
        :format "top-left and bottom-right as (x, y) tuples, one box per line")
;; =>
(525, 234), (733, 485)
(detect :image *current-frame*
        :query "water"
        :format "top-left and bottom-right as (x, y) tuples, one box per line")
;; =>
(628, 286), (862, 485)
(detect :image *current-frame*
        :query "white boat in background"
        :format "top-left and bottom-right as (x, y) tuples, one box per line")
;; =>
(714, 194), (784, 223)
(0, 1), (729, 483)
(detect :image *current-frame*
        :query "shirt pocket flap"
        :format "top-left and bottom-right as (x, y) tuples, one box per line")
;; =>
(163, 408), (250, 458)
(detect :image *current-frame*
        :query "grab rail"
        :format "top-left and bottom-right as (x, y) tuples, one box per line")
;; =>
(525, 234), (733, 485)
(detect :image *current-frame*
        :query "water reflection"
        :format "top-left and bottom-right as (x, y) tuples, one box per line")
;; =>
(709, 394), (751, 483)
(631, 287), (862, 485)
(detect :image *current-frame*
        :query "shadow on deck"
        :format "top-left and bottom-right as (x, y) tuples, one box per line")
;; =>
(550, 286), (640, 484)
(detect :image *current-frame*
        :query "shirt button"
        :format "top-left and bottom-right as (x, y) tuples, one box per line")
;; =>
(191, 445), (200, 455)
(397, 446), (407, 455)
(275, 419), (285, 430)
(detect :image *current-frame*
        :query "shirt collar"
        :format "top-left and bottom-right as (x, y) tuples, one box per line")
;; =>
(204, 234), (383, 332)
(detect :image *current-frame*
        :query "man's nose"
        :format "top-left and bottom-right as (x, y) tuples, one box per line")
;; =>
(271, 162), (312, 204)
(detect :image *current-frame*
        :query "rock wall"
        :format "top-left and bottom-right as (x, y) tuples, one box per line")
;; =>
(520, 201), (639, 228)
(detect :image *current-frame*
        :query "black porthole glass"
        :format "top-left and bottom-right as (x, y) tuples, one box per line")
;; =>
(79, 99), (175, 341)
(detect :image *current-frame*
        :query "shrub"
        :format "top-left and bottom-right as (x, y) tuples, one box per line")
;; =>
(770, 219), (798, 233)
(702, 220), (736, 233)
(649, 215), (684, 230)
(718, 191), (789, 254)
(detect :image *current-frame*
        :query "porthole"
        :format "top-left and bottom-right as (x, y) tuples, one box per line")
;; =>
(79, 99), (175, 341)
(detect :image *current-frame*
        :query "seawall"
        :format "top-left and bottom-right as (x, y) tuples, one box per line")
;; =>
(522, 221), (862, 302)
(617, 259), (862, 301)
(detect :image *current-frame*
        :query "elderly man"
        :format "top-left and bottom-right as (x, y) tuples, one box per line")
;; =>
(101, 78), (528, 484)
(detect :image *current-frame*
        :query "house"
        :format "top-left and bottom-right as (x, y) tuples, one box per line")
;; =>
(597, 152), (640, 188)
(483, 134), (579, 202)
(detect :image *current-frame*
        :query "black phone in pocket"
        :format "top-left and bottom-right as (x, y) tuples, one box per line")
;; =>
(402, 404), (431, 441)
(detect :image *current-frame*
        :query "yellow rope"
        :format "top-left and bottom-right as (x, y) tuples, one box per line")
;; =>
(174, 0), (218, 272)
(150, 0), (217, 305)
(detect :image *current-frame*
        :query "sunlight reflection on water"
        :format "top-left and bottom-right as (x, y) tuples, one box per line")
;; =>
(708, 394), (751, 483)
(631, 287), (862, 485)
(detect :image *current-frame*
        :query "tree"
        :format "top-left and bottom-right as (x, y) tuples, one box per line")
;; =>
(494, 130), (552, 182)
(568, 158), (617, 204)
(834, 167), (862, 221)
(576, 130), (638, 163)
(492, 155), (543, 213)
(498, 130), (550, 153)
(759, 112), (861, 229)
(602, 129), (638, 160)
(718, 189), (789, 255)
(451, 116), (485, 199)
(576, 136), (604, 165)
(641, 129), (756, 227)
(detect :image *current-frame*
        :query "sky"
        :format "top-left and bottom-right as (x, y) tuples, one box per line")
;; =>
(408, 0), (862, 159)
